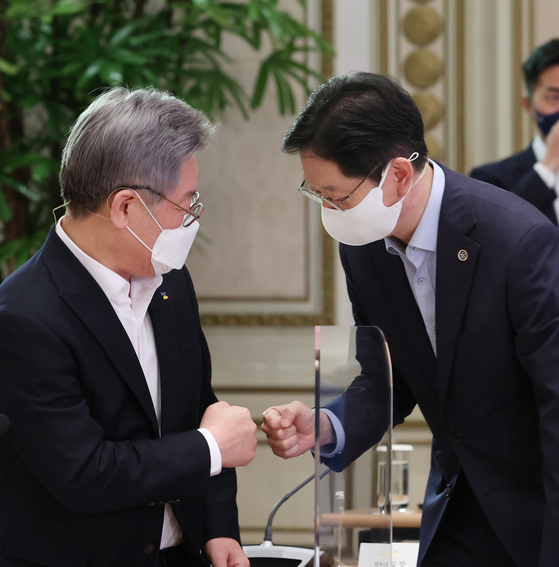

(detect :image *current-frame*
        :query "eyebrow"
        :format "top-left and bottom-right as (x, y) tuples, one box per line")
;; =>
(305, 180), (335, 192)
(180, 189), (197, 203)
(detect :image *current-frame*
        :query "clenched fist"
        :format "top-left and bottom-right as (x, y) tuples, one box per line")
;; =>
(261, 401), (335, 459)
(200, 401), (257, 467)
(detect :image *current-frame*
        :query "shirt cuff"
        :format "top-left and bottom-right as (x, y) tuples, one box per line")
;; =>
(534, 162), (557, 189)
(198, 428), (222, 476)
(318, 408), (346, 457)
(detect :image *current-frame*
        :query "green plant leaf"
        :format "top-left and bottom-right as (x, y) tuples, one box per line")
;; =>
(0, 59), (18, 75)
(108, 22), (139, 47)
(0, 0), (333, 277)
(0, 190), (13, 223)
(251, 59), (270, 109)
(77, 61), (102, 88)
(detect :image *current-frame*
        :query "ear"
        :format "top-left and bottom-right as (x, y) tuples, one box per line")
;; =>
(108, 189), (137, 230)
(521, 95), (534, 117)
(391, 158), (415, 197)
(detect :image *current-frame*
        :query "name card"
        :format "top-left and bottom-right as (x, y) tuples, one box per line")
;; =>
(358, 542), (419, 567)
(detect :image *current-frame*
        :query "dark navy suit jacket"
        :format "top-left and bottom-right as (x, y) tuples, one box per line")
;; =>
(324, 166), (559, 567)
(470, 145), (558, 225)
(0, 228), (239, 567)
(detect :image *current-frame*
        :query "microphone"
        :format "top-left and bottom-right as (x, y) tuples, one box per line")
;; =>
(243, 468), (334, 567)
(264, 468), (331, 544)
(0, 414), (10, 437)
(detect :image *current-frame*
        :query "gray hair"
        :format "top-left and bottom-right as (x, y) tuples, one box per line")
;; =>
(59, 86), (216, 218)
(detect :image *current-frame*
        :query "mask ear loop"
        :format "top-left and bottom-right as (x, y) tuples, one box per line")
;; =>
(378, 152), (423, 189)
(390, 153), (430, 206)
(127, 189), (164, 231)
(123, 189), (163, 255)
(378, 159), (394, 185)
(94, 188), (161, 227)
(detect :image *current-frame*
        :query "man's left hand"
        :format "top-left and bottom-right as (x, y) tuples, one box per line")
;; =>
(205, 537), (249, 567)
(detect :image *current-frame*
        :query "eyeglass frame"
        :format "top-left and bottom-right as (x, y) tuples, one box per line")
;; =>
(113, 185), (203, 227)
(298, 153), (422, 212)
(297, 161), (383, 212)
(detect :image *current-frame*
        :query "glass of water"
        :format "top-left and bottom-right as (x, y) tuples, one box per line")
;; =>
(377, 444), (414, 512)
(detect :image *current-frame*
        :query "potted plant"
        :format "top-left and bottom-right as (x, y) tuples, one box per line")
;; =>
(0, 0), (331, 278)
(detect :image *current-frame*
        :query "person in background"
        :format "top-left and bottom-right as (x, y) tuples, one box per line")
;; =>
(0, 87), (257, 567)
(262, 72), (559, 567)
(470, 38), (559, 225)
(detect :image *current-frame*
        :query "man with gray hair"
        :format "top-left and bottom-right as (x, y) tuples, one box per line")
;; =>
(0, 87), (257, 567)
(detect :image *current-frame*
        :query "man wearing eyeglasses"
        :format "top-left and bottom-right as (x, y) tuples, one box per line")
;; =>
(0, 87), (257, 567)
(262, 73), (559, 567)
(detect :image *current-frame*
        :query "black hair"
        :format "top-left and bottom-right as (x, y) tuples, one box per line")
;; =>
(282, 72), (428, 182)
(523, 39), (559, 98)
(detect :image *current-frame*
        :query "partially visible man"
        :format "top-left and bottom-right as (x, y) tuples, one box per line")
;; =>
(262, 72), (559, 567)
(470, 38), (559, 225)
(0, 87), (257, 567)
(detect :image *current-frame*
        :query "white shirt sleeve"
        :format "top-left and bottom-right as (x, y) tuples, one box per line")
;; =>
(198, 428), (222, 476)
(534, 161), (558, 190)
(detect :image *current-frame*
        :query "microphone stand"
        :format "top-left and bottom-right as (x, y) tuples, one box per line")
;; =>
(243, 468), (333, 566)
(262, 468), (332, 546)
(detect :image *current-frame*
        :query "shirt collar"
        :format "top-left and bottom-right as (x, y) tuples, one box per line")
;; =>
(532, 134), (547, 162)
(55, 217), (163, 307)
(385, 159), (445, 254)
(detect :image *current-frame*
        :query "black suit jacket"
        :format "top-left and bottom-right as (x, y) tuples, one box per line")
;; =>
(0, 228), (239, 567)
(470, 145), (558, 225)
(325, 166), (559, 567)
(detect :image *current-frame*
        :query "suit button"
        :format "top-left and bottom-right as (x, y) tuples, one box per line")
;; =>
(452, 432), (464, 444)
(143, 544), (156, 555)
(445, 484), (452, 497)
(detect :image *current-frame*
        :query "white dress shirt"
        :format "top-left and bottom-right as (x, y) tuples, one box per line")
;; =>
(55, 218), (221, 549)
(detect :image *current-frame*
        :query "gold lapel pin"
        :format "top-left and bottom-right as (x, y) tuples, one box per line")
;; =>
(160, 291), (169, 300)
(457, 250), (468, 261)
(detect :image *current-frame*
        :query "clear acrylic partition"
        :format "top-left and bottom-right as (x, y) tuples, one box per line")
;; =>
(314, 326), (393, 567)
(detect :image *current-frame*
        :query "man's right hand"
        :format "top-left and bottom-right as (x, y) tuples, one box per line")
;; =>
(261, 401), (319, 459)
(200, 401), (257, 468)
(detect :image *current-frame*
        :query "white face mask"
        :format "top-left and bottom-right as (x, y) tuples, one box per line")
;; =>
(321, 155), (427, 246)
(127, 191), (199, 276)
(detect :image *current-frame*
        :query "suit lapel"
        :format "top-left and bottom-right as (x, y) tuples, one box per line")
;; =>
(149, 289), (180, 436)
(42, 229), (159, 435)
(435, 168), (479, 399)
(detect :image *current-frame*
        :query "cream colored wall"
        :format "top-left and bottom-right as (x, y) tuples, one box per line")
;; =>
(534, 0), (559, 45)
